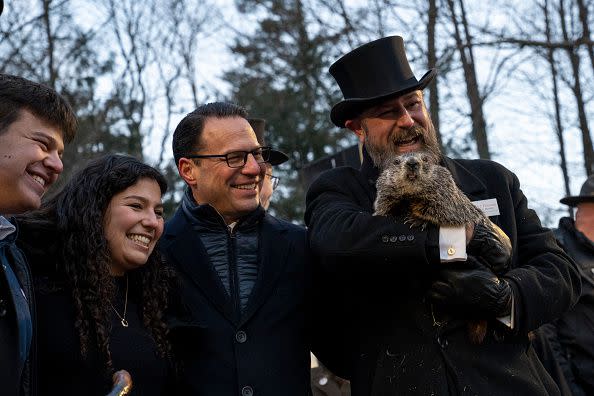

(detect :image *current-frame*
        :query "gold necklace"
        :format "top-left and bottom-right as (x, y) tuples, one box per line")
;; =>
(110, 275), (129, 328)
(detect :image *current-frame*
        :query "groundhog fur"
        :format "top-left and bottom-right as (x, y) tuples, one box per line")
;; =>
(374, 152), (488, 228)
(373, 152), (503, 344)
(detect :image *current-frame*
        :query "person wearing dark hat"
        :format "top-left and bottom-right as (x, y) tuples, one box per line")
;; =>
(533, 176), (594, 396)
(305, 35), (581, 395)
(162, 102), (312, 395)
(248, 118), (288, 210)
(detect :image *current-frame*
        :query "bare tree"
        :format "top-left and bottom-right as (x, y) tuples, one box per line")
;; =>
(575, 0), (594, 74)
(427, 0), (442, 148)
(41, 0), (57, 87)
(558, 0), (594, 175)
(446, 0), (490, 159)
(544, 0), (572, 215)
(102, 0), (164, 159)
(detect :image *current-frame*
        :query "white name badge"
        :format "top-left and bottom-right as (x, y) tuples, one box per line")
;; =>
(472, 198), (500, 217)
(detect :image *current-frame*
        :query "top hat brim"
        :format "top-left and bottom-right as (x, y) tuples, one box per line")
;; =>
(269, 149), (289, 165)
(560, 195), (594, 206)
(330, 68), (437, 128)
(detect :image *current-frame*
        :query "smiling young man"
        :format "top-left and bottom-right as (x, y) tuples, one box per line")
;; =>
(305, 36), (581, 395)
(0, 73), (76, 396)
(161, 102), (311, 395)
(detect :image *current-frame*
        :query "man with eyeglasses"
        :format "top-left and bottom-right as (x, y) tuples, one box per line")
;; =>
(248, 118), (288, 210)
(161, 102), (312, 395)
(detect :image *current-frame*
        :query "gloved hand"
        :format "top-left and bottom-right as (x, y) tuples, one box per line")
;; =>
(466, 220), (512, 275)
(429, 256), (513, 318)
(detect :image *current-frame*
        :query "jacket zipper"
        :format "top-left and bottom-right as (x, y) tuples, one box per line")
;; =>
(227, 225), (240, 318)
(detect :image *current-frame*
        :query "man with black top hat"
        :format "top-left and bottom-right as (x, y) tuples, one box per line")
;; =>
(248, 118), (288, 210)
(305, 35), (581, 395)
(533, 176), (594, 396)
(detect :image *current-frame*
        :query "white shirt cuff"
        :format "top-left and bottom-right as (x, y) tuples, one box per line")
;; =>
(439, 226), (467, 262)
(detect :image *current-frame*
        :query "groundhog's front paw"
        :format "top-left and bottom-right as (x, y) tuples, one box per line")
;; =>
(404, 216), (428, 230)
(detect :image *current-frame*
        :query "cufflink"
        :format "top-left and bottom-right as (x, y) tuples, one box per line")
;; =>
(447, 247), (456, 256)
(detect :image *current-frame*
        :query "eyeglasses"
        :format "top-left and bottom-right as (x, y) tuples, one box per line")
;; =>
(186, 147), (271, 168)
(266, 173), (280, 190)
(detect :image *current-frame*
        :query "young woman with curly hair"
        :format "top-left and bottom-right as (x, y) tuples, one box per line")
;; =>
(17, 154), (173, 396)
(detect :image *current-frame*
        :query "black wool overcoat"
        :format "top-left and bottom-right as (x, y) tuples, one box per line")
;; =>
(305, 149), (581, 396)
(161, 206), (312, 396)
(0, 220), (35, 396)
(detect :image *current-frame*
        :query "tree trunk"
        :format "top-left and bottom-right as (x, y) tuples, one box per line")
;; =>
(559, 0), (594, 175)
(544, 0), (572, 216)
(41, 0), (56, 88)
(446, 0), (491, 159)
(575, 0), (594, 74)
(427, 0), (443, 152)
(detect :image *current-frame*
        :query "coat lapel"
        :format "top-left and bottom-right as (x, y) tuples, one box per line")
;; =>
(164, 210), (235, 324)
(240, 214), (291, 326)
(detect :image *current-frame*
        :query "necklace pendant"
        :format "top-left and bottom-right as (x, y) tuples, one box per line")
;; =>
(121, 318), (129, 327)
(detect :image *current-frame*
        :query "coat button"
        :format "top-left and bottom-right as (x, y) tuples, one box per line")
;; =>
(0, 299), (6, 317)
(437, 336), (448, 348)
(235, 330), (247, 344)
(241, 385), (254, 396)
(407, 235), (414, 241)
(389, 236), (397, 242)
(398, 235), (406, 241)
(382, 235), (389, 243)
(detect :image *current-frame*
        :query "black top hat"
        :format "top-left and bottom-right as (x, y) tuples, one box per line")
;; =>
(248, 118), (289, 166)
(560, 175), (594, 206)
(329, 35), (436, 128)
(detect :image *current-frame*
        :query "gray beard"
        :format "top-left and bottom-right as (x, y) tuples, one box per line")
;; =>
(365, 123), (442, 171)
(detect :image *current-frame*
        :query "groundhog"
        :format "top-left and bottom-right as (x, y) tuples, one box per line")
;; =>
(373, 151), (511, 344)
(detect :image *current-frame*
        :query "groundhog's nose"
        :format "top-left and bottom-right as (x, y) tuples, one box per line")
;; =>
(406, 159), (419, 172)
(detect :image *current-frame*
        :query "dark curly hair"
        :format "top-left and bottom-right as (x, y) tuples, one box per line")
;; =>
(18, 154), (170, 373)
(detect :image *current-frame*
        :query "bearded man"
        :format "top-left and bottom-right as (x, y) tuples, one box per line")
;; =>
(305, 36), (581, 395)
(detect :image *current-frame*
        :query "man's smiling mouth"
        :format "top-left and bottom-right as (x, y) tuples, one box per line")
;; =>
(395, 136), (420, 146)
(29, 172), (46, 187)
(233, 183), (257, 190)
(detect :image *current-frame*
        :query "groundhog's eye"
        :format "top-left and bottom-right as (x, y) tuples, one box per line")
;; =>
(393, 158), (401, 165)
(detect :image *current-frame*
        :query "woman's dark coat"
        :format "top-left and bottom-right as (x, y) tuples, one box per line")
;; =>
(305, 150), (581, 396)
(161, 205), (312, 396)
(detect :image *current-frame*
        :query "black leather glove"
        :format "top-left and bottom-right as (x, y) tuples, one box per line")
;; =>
(467, 220), (512, 275)
(429, 256), (512, 318)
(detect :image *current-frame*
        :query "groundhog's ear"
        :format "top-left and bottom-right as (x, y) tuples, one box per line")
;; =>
(345, 119), (365, 143)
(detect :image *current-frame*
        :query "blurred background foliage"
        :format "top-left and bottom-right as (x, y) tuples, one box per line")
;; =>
(1, 0), (593, 225)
